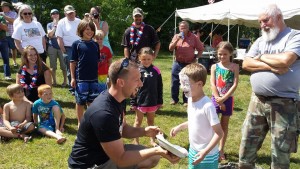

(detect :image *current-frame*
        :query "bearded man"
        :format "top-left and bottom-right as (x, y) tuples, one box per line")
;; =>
(239, 3), (300, 169)
(121, 7), (160, 62)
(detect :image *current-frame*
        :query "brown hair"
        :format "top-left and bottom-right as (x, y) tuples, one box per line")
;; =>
(77, 19), (96, 38)
(108, 58), (139, 85)
(216, 41), (234, 61)
(180, 63), (207, 86)
(37, 84), (52, 97)
(138, 47), (154, 59)
(6, 84), (23, 98)
(21, 45), (47, 75)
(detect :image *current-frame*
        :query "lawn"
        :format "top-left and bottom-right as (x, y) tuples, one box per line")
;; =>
(0, 53), (299, 169)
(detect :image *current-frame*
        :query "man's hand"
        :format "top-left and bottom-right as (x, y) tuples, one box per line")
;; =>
(156, 146), (181, 164)
(270, 67), (289, 75)
(144, 126), (160, 137)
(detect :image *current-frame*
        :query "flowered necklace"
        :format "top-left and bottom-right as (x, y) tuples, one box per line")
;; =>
(20, 64), (38, 90)
(130, 22), (145, 46)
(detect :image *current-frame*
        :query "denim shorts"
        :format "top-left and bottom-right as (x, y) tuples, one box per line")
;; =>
(75, 81), (101, 105)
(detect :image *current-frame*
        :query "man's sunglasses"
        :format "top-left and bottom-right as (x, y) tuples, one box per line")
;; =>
(117, 58), (129, 75)
(23, 12), (32, 16)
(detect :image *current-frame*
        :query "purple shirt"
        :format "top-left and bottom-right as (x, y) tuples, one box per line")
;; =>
(4, 11), (17, 36)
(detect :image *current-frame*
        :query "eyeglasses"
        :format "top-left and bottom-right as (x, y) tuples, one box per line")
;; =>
(117, 58), (129, 75)
(23, 12), (32, 16)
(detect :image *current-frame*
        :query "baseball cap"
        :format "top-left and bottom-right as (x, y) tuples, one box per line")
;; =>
(132, 7), (143, 17)
(1, 1), (11, 7)
(50, 9), (59, 15)
(64, 5), (75, 14)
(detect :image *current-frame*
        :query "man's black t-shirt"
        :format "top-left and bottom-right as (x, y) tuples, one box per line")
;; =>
(121, 24), (159, 61)
(68, 90), (125, 168)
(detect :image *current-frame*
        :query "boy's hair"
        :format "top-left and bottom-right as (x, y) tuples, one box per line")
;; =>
(77, 19), (96, 38)
(6, 84), (23, 98)
(37, 84), (52, 97)
(180, 63), (207, 85)
(108, 58), (139, 85)
(138, 47), (154, 59)
(95, 30), (105, 39)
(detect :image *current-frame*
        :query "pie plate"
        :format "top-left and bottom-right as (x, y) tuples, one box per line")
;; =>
(156, 134), (188, 158)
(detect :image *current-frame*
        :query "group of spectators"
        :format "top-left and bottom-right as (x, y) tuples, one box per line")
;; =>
(0, 1), (299, 169)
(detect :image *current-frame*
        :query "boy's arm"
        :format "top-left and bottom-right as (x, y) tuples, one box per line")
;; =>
(170, 121), (188, 137)
(3, 103), (16, 133)
(192, 123), (223, 165)
(19, 102), (32, 127)
(59, 113), (66, 131)
(70, 61), (77, 88)
(33, 113), (38, 126)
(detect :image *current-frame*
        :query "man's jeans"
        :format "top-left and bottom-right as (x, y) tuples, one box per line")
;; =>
(171, 61), (188, 103)
(0, 38), (11, 77)
(64, 46), (74, 92)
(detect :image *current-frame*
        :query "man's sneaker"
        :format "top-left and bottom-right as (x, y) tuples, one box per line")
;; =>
(4, 76), (12, 80)
(170, 100), (178, 105)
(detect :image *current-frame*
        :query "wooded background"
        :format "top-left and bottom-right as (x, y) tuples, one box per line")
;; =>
(3, 0), (258, 54)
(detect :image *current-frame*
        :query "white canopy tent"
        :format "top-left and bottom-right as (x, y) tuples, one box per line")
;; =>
(175, 0), (300, 41)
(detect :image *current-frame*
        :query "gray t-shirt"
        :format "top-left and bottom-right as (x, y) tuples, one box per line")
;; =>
(247, 27), (300, 99)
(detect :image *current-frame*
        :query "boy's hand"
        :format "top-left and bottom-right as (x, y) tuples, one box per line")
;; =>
(192, 151), (206, 165)
(10, 127), (17, 134)
(59, 127), (65, 133)
(170, 126), (180, 137)
(70, 78), (76, 88)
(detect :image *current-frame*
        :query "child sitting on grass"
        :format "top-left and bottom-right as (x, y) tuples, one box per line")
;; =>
(32, 84), (66, 144)
(0, 84), (35, 142)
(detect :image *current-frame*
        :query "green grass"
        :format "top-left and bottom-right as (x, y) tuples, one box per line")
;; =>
(0, 53), (299, 169)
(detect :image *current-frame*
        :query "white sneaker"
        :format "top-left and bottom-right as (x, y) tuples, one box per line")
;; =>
(5, 76), (12, 80)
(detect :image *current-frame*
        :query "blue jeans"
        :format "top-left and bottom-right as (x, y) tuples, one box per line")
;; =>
(0, 38), (11, 77)
(171, 61), (188, 103)
(64, 46), (73, 92)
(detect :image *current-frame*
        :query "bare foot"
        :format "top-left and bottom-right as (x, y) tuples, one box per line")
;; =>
(56, 129), (63, 136)
(24, 136), (32, 143)
(57, 137), (66, 144)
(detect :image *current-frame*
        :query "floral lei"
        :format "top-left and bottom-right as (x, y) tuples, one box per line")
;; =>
(20, 65), (38, 90)
(130, 22), (145, 46)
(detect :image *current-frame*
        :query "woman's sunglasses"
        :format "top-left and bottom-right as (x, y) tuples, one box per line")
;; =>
(23, 12), (32, 16)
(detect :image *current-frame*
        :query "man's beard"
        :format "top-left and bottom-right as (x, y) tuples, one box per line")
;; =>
(261, 26), (280, 42)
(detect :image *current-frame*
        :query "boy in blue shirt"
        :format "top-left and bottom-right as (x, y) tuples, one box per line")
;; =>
(32, 84), (66, 144)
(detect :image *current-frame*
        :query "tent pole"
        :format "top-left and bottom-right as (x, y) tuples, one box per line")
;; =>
(227, 18), (230, 42)
(173, 9), (177, 59)
(237, 25), (239, 48)
(210, 23), (213, 46)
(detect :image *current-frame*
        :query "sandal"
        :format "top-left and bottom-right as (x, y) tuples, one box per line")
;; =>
(61, 83), (67, 87)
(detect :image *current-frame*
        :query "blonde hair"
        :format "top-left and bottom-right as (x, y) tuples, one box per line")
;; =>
(95, 30), (105, 39)
(37, 84), (52, 97)
(180, 63), (207, 85)
(6, 84), (23, 98)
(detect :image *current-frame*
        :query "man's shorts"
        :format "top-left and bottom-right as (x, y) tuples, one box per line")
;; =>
(212, 96), (233, 116)
(6, 36), (16, 49)
(75, 81), (101, 105)
(10, 121), (33, 133)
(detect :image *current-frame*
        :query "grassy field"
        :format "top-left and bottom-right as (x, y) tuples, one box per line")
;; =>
(0, 53), (299, 169)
